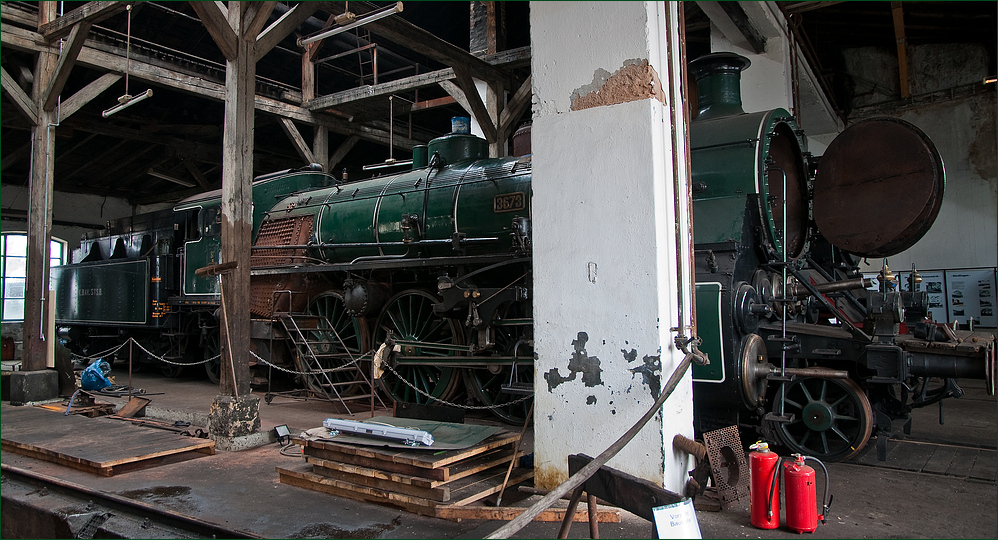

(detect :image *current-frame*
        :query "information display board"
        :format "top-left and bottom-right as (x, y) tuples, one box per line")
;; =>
(944, 269), (997, 327)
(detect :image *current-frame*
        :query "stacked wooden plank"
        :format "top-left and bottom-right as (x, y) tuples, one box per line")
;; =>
(1, 405), (215, 476)
(277, 429), (533, 517)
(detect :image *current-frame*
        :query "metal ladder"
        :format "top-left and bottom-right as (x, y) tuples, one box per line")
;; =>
(273, 312), (384, 415)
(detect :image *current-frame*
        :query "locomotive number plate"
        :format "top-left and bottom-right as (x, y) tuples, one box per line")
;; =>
(494, 192), (525, 213)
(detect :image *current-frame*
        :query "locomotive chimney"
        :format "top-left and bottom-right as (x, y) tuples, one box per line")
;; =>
(689, 52), (751, 120)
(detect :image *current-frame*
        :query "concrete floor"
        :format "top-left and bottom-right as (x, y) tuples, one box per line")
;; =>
(1, 367), (995, 539)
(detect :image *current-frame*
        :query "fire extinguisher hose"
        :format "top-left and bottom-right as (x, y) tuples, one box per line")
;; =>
(766, 456), (784, 519)
(802, 456), (832, 523)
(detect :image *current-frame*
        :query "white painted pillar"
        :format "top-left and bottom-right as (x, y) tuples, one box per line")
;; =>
(530, 1), (696, 493)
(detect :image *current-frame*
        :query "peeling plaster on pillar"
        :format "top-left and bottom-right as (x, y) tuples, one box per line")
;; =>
(543, 331), (604, 391)
(570, 60), (667, 111)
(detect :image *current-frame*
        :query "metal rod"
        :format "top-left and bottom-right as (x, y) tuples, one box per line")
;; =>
(298, 3), (403, 47)
(495, 400), (534, 507)
(486, 349), (705, 539)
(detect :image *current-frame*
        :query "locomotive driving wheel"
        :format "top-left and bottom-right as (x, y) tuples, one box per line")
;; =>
(301, 291), (368, 396)
(374, 289), (461, 405)
(464, 302), (533, 424)
(204, 328), (221, 384)
(771, 377), (873, 461)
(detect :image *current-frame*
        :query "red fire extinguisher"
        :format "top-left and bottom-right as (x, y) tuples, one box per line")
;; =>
(783, 453), (832, 534)
(748, 441), (780, 529)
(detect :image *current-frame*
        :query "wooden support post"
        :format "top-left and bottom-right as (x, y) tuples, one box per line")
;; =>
(557, 486), (586, 539)
(891, 2), (910, 99)
(219, 2), (256, 397)
(587, 493), (600, 539)
(23, 1), (58, 372)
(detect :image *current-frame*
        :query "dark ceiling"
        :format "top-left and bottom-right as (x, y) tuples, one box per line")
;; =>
(1, 1), (994, 209)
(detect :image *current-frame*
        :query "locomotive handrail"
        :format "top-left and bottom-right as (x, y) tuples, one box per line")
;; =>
(250, 254), (531, 276)
(249, 237), (500, 250)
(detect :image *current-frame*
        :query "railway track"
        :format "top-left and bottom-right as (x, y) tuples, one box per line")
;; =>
(0, 463), (263, 539)
(846, 436), (996, 483)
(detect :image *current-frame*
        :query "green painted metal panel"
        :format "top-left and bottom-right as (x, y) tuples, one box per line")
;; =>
(267, 153), (531, 264)
(183, 235), (221, 295)
(691, 109), (801, 255)
(693, 282), (725, 382)
(51, 259), (148, 325)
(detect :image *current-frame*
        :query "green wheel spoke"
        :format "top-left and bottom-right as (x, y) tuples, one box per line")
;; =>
(830, 393), (849, 407)
(784, 397), (803, 410)
(799, 382), (815, 403)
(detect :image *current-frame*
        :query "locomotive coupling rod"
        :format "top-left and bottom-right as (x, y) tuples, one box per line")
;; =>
(196, 261), (238, 277)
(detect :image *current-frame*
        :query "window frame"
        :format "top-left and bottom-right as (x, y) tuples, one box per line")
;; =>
(1, 232), (67, 322)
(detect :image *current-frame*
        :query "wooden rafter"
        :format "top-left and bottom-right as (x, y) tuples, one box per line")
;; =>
(1, 66), (37, 122)
(57, 72), (120, 123)
(452, 66), (496, 143)
(43, 21), (92, 111)
(189, 1), (237, 61)
(256, 2), (321, 61)
(278, 117), (316, 164)
(37, 1), (128, 40)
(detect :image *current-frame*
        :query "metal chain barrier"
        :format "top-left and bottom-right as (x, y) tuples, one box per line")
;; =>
(381, 361), (533, 411)
(69, 337), (217, 366)
(66, 338), (533, 412)
(131, 339), (215, 366)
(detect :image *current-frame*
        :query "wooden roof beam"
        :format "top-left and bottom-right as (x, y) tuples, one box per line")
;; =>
(38, 1), (128, 40)
(43, 21), (92, 111)
(1, 66), (37, 123)
(189, 1), (238, 61)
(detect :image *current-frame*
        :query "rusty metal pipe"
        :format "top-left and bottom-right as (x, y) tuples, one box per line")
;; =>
(793, 277), (872, 298)
(778, 366), (850, 379)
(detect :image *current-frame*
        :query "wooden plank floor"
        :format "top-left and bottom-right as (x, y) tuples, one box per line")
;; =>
(1, 405), (215, 476)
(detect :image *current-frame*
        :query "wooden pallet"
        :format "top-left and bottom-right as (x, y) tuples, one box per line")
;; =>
(1, 405), (215, 476)
(278, 429), (533, 516)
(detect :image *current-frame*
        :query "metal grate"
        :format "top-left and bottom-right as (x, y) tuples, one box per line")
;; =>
(75, 512), (111, 539)
(702, 425), (748, 503)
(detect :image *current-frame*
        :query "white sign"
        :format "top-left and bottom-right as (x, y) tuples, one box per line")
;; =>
(945, 269), (997, 327)
(653, 498), (702, 539)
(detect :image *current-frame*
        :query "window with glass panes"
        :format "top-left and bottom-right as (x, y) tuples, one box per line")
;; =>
(1, 233), (66, 321)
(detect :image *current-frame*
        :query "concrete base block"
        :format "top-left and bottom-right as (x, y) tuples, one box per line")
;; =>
(7, 370), (59, 405)
(210, 430), (273, 452)
(208, 394), (261, 449)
